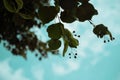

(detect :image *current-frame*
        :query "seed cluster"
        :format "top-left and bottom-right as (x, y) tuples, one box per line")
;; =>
(68, 52), (78, 59)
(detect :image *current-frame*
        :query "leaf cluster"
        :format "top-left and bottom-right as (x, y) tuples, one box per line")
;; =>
(0, 0), (114, 60)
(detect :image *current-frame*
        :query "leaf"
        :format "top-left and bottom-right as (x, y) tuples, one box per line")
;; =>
(54, 0), (59, 6)
(60, 10), (76, 23)
(62, 28), (79, 56)
(15, 0), (23, 10)
(64, 29), (79, 48)
(76, 3), (98, 22)
(3, 0), (17, 13)
(48, 39), (61, 50)
(3, 0), (23, 13)
(64, 29), (73, 39)
(106, 31), (113, 40)
(79, 0), (89, 4)
(63, 39), (69, 57)
(38, 6), (59, 24)
(21, 52), (27, 60)
(93, 24), (107, 38)
(93, 24), (114, 40)
(59, 0), (78, 10)
(18, 12), (34, 19)
(69, 38), (79, 48)
(47, 23), (63, 39)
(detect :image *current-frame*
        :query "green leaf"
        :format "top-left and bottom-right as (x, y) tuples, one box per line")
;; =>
(63, 39), (69, 57)
(47, 23), (63, 39)
(20, 52), (27, 60)
(3, 0), (23, 13)
(64, 29), (73, 39)
(62, 29), (79, 56)
(64, 29), (79, 48)
(18, 12), (34, 19)
(15, 0), (23, 10)
(48, 39), (61, 50)
(38, 6), (59, 24)
(3, 0), (17, 13)
(69, 38), (79, 48)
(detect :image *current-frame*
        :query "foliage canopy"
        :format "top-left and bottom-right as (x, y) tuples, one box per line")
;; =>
(0, 0), (115, 60)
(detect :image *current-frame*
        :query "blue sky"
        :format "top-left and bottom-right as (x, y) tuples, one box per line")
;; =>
(0, 0), (120, 80)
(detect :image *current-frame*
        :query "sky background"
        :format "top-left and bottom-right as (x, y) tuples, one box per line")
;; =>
(0, 0), (120, 80)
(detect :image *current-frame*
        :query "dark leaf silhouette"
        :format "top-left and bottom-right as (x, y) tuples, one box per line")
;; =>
(60, 10), (76, 23)
(38, 6), (59, 24)
(93, 24), (114, 41)
(3, 0), (23, 13)
(76, 2), (98, 22)
(47, 23), (63, 39)
(79, 0), (90, 4)
(48, 39), (61, 50)
(58, 0), (78, 10)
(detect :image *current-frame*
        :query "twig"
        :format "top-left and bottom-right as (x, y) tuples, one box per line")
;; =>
(88, 20), (96, 27)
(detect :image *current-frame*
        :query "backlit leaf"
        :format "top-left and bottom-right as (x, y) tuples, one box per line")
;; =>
(69, 38), (79, 48)
(18, 12), (34, 19)
(47, 23), (63, 39)
(3, 0), (23, 13)
(15, 0), (23, 10)
(48, 39), (61, 50)
(3, 0), (17, 13)
(63, 39), (69, 57)
(64, 29), (73, 39)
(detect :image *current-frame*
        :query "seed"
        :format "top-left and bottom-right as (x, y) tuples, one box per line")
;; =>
(78, 35), (80, 37)
(68, 53), (71, 55)
(74, 34), (77, 36)
(75, 53), (77, 55)
(39, 57), (42, 60)
(104, 40), (106, 43)
(112, 37), (115, 40)
(73, 31), (75, 33)
(35, 53), (38, 57)
(74, 56), (77, 58)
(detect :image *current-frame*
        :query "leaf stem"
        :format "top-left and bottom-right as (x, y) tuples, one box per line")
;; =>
(57, 15), (61, 23)
(88, 20), (96, 27)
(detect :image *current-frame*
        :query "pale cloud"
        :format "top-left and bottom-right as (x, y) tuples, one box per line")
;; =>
(52, 60), (80, 76)
(0, 59), (29, 80)
(77, 29), (106, 55)
(90, 57), (100, 66)
(31, 65), (44, 80)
